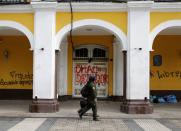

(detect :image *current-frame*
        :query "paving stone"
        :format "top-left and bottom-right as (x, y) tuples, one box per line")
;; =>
(134, 119), (172, 131)
(7, 118), (46, 131)
(0, 118), (23, 131)
(50, 119), (78, 130)
(168, 119), (181, 129)
(124, 119), (143, 131)
(36, 118), (58, 131)
(157, 119), (181, 131)
(0, 117), (181, 131)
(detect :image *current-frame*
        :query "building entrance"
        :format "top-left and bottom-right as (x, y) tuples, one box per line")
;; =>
(73, 45), (108, 97)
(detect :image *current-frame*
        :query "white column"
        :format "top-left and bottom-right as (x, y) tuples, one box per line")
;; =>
(127, 1), (153, 100)
(32, 2), (57, 99)
(113, 41), (123, 96)
(56, 41), (68, 96)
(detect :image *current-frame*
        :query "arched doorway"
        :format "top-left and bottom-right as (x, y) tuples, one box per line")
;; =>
(73, 45), (109, 97)
(0, 21), (33, 99)
(150, 20), (181, 102)
(56, 19), (127, 100)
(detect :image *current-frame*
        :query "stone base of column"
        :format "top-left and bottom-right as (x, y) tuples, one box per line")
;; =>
(29, 99), (59, 113)
(120, 100), (153, 114)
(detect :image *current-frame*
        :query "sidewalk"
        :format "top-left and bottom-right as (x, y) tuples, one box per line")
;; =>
(0, 100), (181, 119)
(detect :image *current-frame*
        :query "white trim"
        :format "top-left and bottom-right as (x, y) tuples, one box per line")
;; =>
(0, 5), (32, 13)
(152, 2), (181, 12)
(56, 2), (127, 12)
(56, 19), (127, 50)
(113, 41), (123, 96)
(0, 2), (181, 13)
(113, 43), (116, 96)
(57, 42), (68, 96)
(150, 20), (181, 51)
(56, 2), (181, 12)
(0, 20), (34, 50)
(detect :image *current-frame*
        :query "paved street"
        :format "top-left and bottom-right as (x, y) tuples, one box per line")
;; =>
(0, 100), (180, 131)
(0, 117), (181, 131)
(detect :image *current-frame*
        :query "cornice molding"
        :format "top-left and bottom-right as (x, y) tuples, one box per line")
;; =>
(0, 2), (181, 13)
(56, 2), (127, 12)
(31, 2), (57, 11)
(127, 1), (153, 10)
(0, 5), (32, 13)
(152, 2), (181, 12)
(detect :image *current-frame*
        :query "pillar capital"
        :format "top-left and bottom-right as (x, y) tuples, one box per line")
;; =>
(31, 2), (57, 11)
(127, 1), (153, 10)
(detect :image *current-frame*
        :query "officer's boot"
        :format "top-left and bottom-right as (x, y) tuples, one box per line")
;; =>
(93, 117), (99, 121)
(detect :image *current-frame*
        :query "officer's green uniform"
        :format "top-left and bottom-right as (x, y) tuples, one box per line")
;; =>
(79, 81), (98, 120)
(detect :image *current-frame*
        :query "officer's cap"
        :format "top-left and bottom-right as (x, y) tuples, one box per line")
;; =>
(89, 76), (96, 82)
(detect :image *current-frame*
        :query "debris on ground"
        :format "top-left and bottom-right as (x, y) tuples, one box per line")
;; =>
(150, 95), (177, 103)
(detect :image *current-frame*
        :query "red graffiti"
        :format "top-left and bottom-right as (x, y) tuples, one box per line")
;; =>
(75, 65), (99, 74)
(74, 64), (108, 85)
(75, 65), (107, 74)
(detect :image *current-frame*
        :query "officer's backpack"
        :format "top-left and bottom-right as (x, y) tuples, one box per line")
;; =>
(80, 84), (89, 98)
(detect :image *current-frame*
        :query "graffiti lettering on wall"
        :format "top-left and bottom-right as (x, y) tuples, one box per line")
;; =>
(150, 70), (181, 79)
(74, 63), (108, 86)
(73, 62), (108, 96)
(0, 71), (33, 86)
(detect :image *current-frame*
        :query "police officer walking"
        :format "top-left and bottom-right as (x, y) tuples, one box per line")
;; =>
(78, 76), (99, 121)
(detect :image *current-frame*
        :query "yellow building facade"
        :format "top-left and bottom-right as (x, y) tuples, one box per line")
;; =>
(0, 1), (181, 113)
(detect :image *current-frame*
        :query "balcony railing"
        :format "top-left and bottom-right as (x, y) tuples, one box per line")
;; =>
(0, 0), (181, 5)
(58, 0), (181, 2)
(0, 0), (30, 5)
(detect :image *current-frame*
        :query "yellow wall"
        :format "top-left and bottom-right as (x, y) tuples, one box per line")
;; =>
(56, 12), (127, 34)
(0, 36), (33, 89)
(0, 13), (34, 33)
(150, 12), (181, 31)
(67, 36), (113, 96)
(150, 35), (181, 90)
(0, 12), (126, 35)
